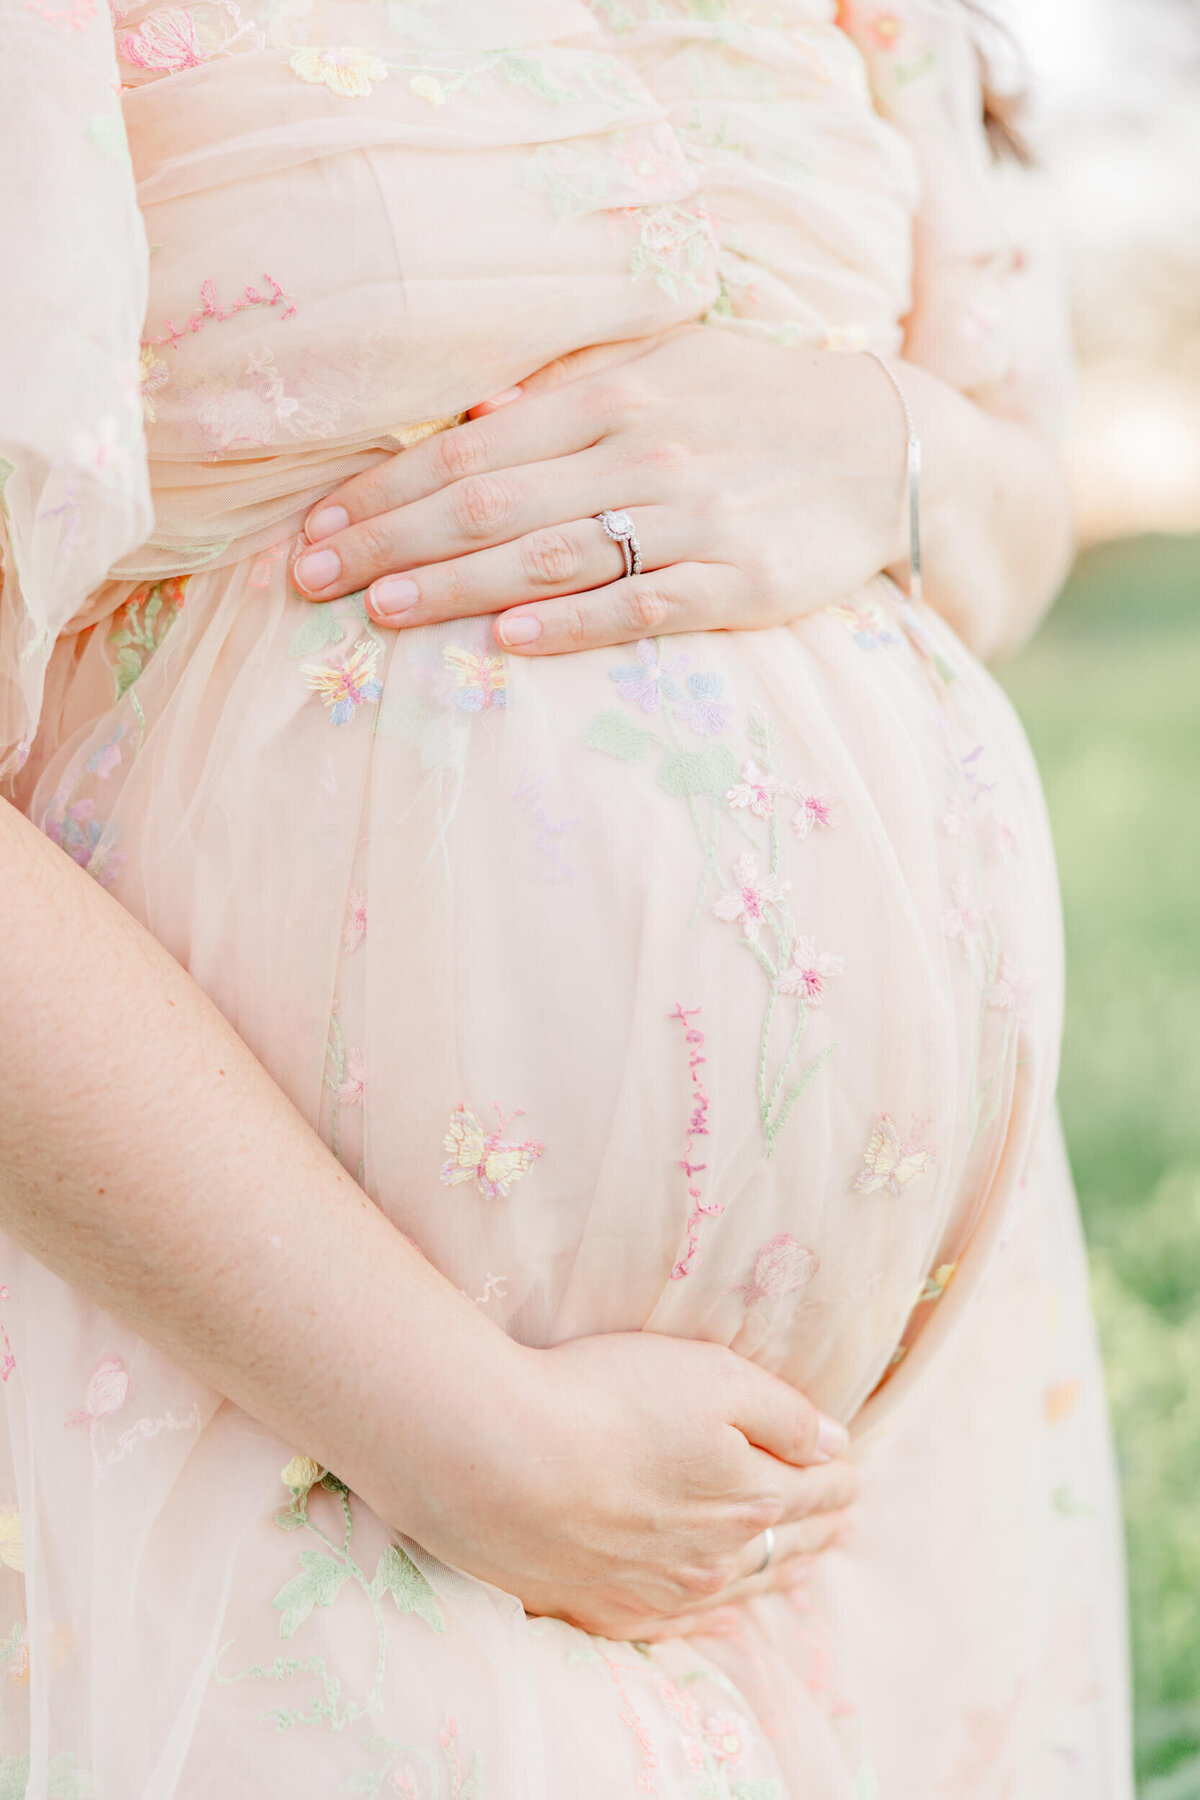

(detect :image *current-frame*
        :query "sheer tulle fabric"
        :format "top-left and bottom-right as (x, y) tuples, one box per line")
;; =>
(0, 1), (1127, 1794)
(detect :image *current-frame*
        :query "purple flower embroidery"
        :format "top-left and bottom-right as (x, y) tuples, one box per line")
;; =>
(609, 638), (687, 713)
(675, 669), (732, 736)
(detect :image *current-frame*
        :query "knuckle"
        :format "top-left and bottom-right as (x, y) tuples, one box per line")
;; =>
(434, 558), (470, 614)
(737, 1495), (782, 1536)
(637, 438), (687, 474)
(351, 517), (394, 573)
(587, 372), (645, 430)
(679, 1564), (727, 1600)
(522, 528), (583, 587)
(557, 598), (590, 647)
(632, 585), (672, 632)
(431, 426), (490, 485)
(451, 474), (511, 537)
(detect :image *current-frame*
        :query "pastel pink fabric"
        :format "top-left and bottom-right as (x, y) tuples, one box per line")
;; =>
(0, 0), (1129, 1793)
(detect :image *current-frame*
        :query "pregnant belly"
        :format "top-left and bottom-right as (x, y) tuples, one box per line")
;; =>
(24, 562), (1062, 1420)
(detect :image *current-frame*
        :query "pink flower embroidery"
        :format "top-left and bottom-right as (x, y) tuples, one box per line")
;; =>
(303, 637), (383, 724)
(941, 878), (986, 949)
(65, 1356), (130, 1427)
(737, 1234), (819, 1308)
(778, 936), (843, 1005)
(336, 1048), (365, 1108)
(726, 759), (780, 819)
(343, 889), (368, 953)
(713, 853), (789, 942)
(119, 7), (202, 70)
(609, 638), (687, 714)
(854, 1115), (936, 1197)
(792, 789), (836, 840)
(987, 954), (1031, 1013)
(704, 1713), (749, 1764)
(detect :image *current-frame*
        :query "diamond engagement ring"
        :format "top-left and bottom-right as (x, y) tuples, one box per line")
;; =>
(753, 1527), (776, 1576)
(595, 509), (642, 579)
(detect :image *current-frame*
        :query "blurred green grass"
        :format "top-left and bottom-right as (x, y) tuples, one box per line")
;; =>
(1001, 534), (1200, 1798)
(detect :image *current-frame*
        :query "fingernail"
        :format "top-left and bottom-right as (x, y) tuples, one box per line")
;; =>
(475, 386), (524, 413)
(496, 614), (542, 647)
(304, 505), (349, 543)
(814, 1413), (850, 1462)
(293, 549), (341, 594)
(369, 575), (420, 618)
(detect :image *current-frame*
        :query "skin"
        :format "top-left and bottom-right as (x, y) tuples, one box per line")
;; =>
(291, 327), (1075, 666)
(0, 794), (855, 1641)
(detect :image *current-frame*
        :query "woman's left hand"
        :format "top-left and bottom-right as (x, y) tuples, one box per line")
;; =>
(293, 326), (908, 654)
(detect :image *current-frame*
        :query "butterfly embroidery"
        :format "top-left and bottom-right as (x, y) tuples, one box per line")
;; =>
(824, 600), (900, 650)
(853, 1114), (936, 1197)
(443, 646), (507, 712)
(440, 1104), (543, 1200)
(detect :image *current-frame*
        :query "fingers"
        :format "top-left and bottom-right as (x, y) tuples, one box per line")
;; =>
(745, 1451), (860, 1531)
(364, 508), (677, 631)
(292, 446), (633, 604)
(300, 387), (598, 555)
(493, 560), (743, 653)
(727, 1362), (851, 1469)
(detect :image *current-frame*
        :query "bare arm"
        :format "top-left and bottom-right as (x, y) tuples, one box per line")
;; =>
(0, 796), (851, 1635)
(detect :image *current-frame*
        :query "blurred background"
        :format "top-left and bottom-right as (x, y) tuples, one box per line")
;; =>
(997, 2), (1200, 1791)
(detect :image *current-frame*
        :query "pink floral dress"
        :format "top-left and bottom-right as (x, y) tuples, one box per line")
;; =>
(0, 0), (1130, 1794)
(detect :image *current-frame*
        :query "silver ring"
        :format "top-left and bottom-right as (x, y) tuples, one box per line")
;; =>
(595, 509), (642, 579)
(753, 1526), (775, 1576)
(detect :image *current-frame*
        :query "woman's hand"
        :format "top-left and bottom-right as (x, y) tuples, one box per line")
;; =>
(392, 1327), (855, 1641)
(292, 327), (909, 654)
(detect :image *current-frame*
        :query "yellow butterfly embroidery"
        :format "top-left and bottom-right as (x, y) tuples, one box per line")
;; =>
(443, 646), (507, 713)
(440, 1104), (543, 1200)
(854, 1114), (936, 1197)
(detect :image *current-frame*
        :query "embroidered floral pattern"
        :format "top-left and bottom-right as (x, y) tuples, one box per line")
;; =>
(713, 853), (789, 944)
(443, 645), (506, 712)
(778, 936), (842, 1005)
(440, 1104), (543, 1200)
(343, 889), (368, 952)
(42, 790), (125, 887)
(736, 1233), (819, 1308)
(0, 1513), (22, 1574)
(675, 669), (732, 735)
(825, 599), (900, 649)
(65, 1356), (130, 1427)
(289, 46), (389, 98)
(107, 575), (188, 697)
(588, 659), (838, 1154)
(513, 768), (578, 883)
(854, 1114), (937, 1197)
(303, 636), (384, 724)
(669, 1004), (715, 1279)
(609, 637), (687, 713)
(792, 789), (837, 840)
(216, 1468), (445, 1734)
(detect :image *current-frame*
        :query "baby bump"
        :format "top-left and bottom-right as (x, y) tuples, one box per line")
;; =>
(24, 567), (1062, 1417)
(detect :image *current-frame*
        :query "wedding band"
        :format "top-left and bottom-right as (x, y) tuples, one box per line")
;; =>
(595, 508), (642, 579)
(753, 1526), (775, 1576)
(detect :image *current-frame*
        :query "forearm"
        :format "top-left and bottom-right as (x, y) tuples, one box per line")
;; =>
(892, 357), (1075, 665)
(0, 796), (527, 1533)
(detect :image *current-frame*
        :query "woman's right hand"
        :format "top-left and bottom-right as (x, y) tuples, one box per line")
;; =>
(393, 1328), (856, 1640)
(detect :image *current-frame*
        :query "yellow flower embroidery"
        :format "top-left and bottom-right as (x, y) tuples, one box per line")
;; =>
(281, 1454), (325, 1492)
(409, 73), (446, 105)
(0, 1510), (23, 1574)
(289, 47), (388, 99)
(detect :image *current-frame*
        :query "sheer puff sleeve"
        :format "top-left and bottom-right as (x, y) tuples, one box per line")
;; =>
(0, 0), (152, 785)
(839, 0), (1074, 445)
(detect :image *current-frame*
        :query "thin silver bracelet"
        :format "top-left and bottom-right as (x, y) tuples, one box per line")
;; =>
(863, 349), (923, 608)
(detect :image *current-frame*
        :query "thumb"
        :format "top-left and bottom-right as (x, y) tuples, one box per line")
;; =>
(728, 1362), (850, 1467)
